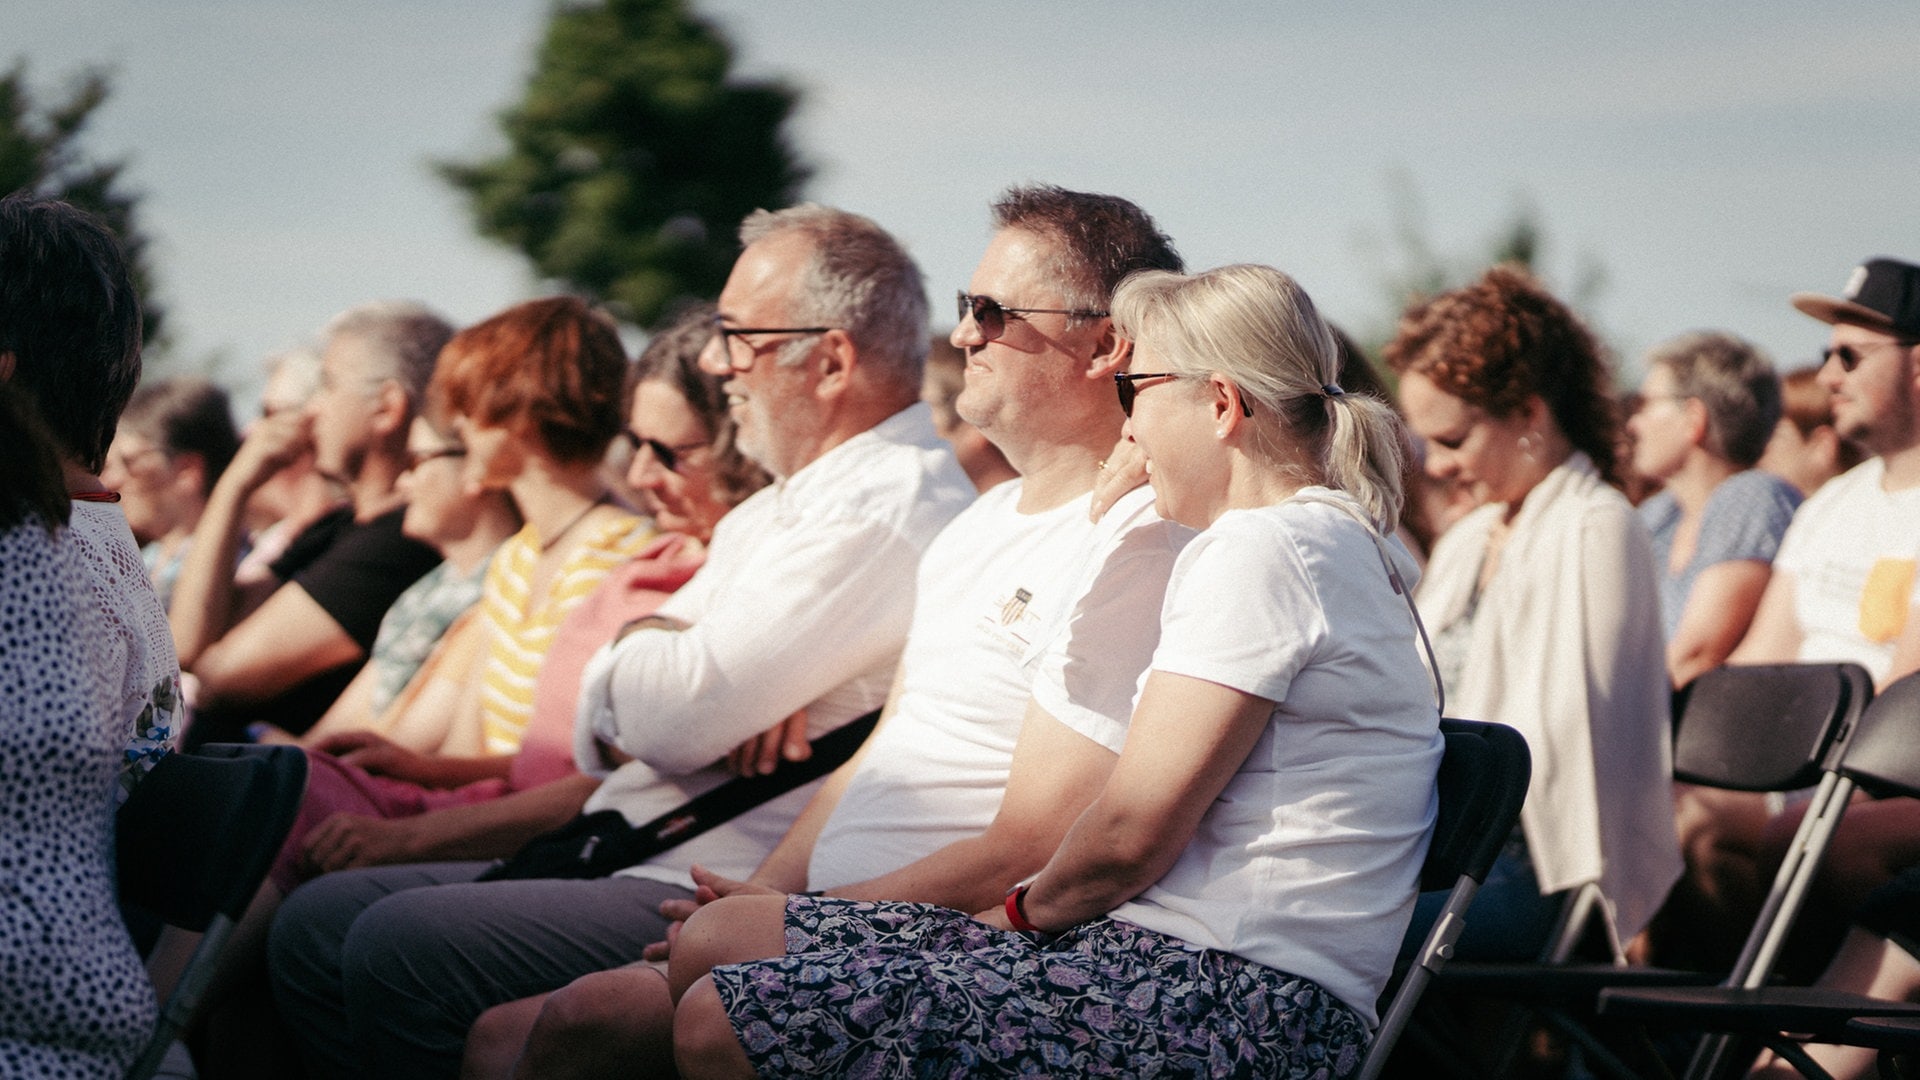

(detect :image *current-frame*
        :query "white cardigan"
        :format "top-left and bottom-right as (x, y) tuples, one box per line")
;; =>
(1417, 452), (1682, 941)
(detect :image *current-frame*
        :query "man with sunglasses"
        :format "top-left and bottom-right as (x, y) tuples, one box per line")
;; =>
(270, 204), (976, 1080)
(463, 184), (1195, 1078)
(1732, 257), (1920, 683)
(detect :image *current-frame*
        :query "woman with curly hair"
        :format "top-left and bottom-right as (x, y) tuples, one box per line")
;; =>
(1388, 265), (1681, 958)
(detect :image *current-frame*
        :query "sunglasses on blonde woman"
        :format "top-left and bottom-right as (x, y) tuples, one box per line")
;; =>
(1113, 372), (1254, 418)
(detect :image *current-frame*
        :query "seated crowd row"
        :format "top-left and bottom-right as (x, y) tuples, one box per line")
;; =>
(4, 185), (1919, 1080)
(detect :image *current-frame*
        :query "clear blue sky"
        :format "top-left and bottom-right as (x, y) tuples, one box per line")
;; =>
(11, 0), (1917, 408)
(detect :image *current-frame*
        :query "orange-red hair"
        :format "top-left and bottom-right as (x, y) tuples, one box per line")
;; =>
(429, 296), (628, 465)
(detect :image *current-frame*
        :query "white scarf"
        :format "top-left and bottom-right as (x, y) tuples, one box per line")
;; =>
(1417, 452), (1682, 941)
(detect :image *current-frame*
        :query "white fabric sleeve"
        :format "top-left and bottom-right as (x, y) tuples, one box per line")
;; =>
(1030, 517), (1186, 753)
(591, 517), (924, 775)
(1150, 518), (1325, 704)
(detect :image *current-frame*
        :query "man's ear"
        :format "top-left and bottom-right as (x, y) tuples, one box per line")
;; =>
(1682, 397), (1711, 448)
(0, 350), (14, 381)
(1085, 323), (1130, 380)
(811, 329), (857, 400)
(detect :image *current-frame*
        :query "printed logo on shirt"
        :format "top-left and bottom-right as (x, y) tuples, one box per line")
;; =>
(981, 585), (1044, 651)
(1858, 557), (1916, 644)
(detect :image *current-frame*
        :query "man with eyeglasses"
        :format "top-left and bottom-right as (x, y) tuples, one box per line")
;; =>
(270, 204), (976, 1080)
(170, 301), (449, 747)
(455, 184), (1195, 1079)
(1732, 257), (1920, 684)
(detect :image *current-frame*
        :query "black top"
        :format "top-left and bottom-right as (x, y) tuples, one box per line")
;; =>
(185, 506), (441, 748)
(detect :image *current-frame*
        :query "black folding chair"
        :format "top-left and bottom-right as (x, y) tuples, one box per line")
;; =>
(1358, 717), (1532, 1080)
(1414, 662), (1873, 1079)
(1599, 667), (1920, 1079)
(116, 743), (308, 1080)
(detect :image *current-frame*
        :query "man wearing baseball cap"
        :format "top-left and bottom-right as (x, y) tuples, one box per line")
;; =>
(1733, 257), (1920, 684)
(1662, 259), (1920, 965)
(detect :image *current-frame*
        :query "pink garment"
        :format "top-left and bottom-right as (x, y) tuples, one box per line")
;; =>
(271, 534), (706, 890)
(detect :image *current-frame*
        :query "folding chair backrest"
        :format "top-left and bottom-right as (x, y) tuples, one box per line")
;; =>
(1359, 718), (1532, 1080)
(116, 744), (308, 1080)
(1838, 668), (1920, 800)
(1671, 663), (1871, 792)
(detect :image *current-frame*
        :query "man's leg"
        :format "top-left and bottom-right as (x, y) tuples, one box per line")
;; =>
(340, 874), (690, 1080)
(268, 861), (491, 1080)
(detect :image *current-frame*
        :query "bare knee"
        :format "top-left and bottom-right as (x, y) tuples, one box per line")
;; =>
(674, 977), (754, 1080)
(669, 895), (787, 1001)
(462, 995), (545, 1080)
(517, 967), (675, 1080)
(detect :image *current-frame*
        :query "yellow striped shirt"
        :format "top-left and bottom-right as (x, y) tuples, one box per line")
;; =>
(478, 510), (658, 754)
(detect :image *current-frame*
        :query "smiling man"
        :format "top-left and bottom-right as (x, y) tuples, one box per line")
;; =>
(456, 185), (1194, 1080)
(268, 204), (975, 1080)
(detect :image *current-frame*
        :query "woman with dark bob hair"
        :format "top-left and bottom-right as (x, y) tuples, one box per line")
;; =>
(1388, 265), (1681, 958)
(668, 264), (1444, 1078)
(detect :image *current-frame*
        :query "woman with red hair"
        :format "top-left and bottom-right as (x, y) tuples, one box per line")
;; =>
(1389, 266), (1681, 959)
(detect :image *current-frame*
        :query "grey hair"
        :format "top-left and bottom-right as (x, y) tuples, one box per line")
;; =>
(322, 300), (455, 410)
(261, 345), (324, 412)
(1112, 264), (1408, 530)
(738, 204), (927, 394)
(1645, 330), (1781, 469)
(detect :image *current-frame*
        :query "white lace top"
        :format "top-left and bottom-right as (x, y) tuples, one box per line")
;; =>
(69, 501), (181, 800)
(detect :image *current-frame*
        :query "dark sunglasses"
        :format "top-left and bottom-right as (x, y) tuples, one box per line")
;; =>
(957, 291), (1107, 341)
(405, 445), (466, 470)
(622, 430), (708, 473)
(1823, 339), (1917, 373)
(1113, 372), (1254, 418)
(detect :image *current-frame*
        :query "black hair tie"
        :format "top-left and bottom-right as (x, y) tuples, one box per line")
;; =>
(1321, 383), (1345, 398)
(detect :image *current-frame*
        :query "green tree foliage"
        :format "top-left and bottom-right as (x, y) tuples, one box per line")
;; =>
(0, 60), (166, 350)
(442, 0), (810, 327)
(1355, 169), (1606, 363)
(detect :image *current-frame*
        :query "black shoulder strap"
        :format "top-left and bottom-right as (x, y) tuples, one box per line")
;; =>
(481, 707), (885, 881)
(614, 707), (883, 861)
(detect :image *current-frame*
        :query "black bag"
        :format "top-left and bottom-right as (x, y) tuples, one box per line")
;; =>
(478, 708), (881, 882)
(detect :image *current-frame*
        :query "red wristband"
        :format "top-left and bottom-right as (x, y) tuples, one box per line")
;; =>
(1004, 882), (1041, 933)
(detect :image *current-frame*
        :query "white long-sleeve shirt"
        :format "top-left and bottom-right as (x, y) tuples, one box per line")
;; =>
(573, 403), (974, 886)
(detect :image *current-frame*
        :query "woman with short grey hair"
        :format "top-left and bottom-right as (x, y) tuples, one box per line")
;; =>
(1626, 330), (1801, 687)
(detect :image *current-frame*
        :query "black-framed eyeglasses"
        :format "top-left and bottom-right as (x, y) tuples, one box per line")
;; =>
(405, 445), (466, 470)
(709, 314), (833, 371)
(1823, 339), (1918, 373)
(957, 292), (1107, 341)
(622, 430), (709, 473)
(1113, 372), (1253, 418)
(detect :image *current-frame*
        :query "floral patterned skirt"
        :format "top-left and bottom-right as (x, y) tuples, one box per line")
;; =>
(706, 895), (1369, 1079)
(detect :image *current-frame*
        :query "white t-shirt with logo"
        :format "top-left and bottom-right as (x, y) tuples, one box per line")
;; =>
(809, 481), (1188, 889)
(1774, 457), (1920, 682)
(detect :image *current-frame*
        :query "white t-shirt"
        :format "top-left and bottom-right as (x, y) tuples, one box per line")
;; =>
(1774, 457), (1920, 682)
(574, 404), (975, 887)
(68, 501), (181, 801)
(809, 482), (1188, 889)
(1110, 491), (1443, 1027)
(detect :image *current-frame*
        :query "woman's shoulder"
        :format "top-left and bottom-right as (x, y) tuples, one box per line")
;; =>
(1707, 469), (1802, 517)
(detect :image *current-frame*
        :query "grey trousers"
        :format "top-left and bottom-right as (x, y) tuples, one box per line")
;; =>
(266, 861), (691, 1080)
